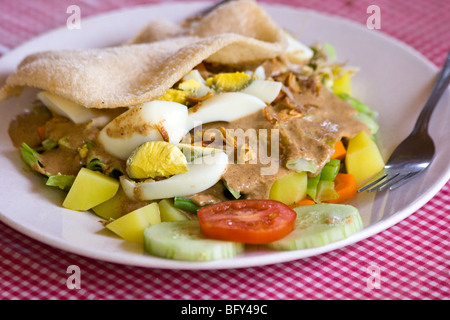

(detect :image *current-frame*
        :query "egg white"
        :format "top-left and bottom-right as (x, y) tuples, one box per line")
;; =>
(120, 151), (229, 201)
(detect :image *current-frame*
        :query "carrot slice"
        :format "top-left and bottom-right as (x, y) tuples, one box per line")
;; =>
(324, 173), (357, 204)
(37, 125), (46, 141)
(331, 140), (346, 160)
(289, 198), (316, 209)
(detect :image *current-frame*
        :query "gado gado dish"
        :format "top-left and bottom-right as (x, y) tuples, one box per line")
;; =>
(2, 0), (385, 261)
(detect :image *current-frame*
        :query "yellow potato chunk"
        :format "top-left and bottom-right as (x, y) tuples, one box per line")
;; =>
(269, 171), (307, 206)
(106, 202), (161, 243)
(126, 141), (188, 179)
(92, 188), (137, 220)
(62, 168), (119, 211)
(158, 199), (189, 222)
(345, 130), (385, 185)
(332, 68), (353, 96)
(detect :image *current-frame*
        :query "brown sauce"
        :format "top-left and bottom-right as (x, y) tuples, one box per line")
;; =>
(188, 77), (368, 201)
(8, 67), (368, 208)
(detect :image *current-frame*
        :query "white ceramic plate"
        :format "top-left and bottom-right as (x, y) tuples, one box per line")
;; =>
(1, 2), (449, 270)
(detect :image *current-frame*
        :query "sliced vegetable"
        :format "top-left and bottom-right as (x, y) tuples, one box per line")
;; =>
(345, 130), (384, 185)
(353, 112), (379, 136)
(37, 125), (46, 141)
(266, 203), (363, 250)
(316, 180), (339, 202)
(269, 172), (307, 206)
(62, 167), (119, 211)
(331, 140), (346, 160)
(306, 173), (321, 200)
(143, 221), (245, 261)
(323, 42), (336, 61)
(92, 188), (137, 220)
(286, 157), (318, 174)
(319, 158), (340, 181)
(197, 199), (297, 244)
(86, 158), (104, 172)
(158, 199), (189, 222)
(106, 202), (160, 243)
(336, 93), (378, 119)
(324, 173), (358, 204)
(290, 198), (316, 209)
(332, 68), (353, 96)
(45, 174), (75, 191)
(20, 142), (43, 168)
(41, 139), (58, 151)
(173, 197), (202, 213)
(306, 158), (340, 201)
(223, 180), (241, 199)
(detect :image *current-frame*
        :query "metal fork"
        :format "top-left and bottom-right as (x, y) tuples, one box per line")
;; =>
(358, 50), (450, 193)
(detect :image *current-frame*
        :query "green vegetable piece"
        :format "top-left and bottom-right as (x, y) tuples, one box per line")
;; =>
(316, 180), (339, 202)
(87, 158), (104, 173)
(286, 157), (318, 173)
(45, 174), (75, 191)
(58, 137), (71, 149)
(41, 139), (58, 151)
(223, 180), (241, 199)
(306, 174), (321, 200)
(173, 197), (202, 213)
(353, 112), (379, 136)
(158, 199), (189, 222)
(320, 158), (341, 181)
(323, 42), (336, 61)
(336, 93), (378, 118)
(20, 142), (42, 168)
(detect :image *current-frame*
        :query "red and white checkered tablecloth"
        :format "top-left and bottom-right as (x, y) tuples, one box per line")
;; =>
(1, 0), (449, 300)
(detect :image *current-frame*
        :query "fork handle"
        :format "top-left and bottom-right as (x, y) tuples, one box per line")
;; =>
(413, 50), (450, 134)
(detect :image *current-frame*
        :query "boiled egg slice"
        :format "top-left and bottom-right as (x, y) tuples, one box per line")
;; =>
(38, 91), (103, 124)
(182, 70), (213, 97)
(283, 31), (314, 64)
(120, 150), (228, 201)
(98, 100), (188, 160)
(185, 92), (267, 132)
(241, 79), (282, 104)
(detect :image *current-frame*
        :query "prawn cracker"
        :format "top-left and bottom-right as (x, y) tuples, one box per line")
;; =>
(0, 0), (287, 109)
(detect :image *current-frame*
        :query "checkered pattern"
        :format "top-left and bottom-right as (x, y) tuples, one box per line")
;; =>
(1, 0), (449, 300)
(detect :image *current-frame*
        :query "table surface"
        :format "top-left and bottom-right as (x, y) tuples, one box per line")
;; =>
(1, 0), (449, 300)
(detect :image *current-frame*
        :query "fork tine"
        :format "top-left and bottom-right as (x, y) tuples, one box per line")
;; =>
(375, 173), (405, 192)
(387, 171), (420, 191)
(366, 173), (400, 192)
(357, 172), (388, 193)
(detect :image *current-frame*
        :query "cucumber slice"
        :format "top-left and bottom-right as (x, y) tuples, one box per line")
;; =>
(143, 221), (245, 261)
(266, 203), (363, 251)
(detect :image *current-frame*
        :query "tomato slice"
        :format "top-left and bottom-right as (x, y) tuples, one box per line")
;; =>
(197, 199), (297, 244)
